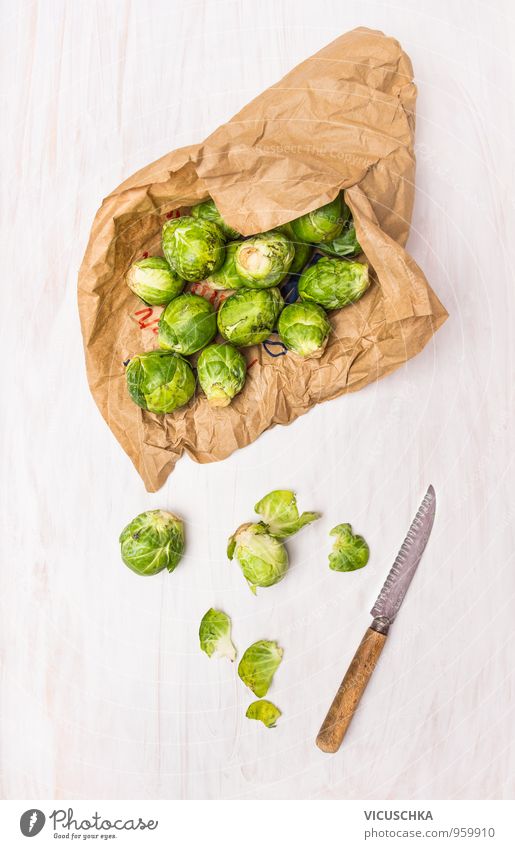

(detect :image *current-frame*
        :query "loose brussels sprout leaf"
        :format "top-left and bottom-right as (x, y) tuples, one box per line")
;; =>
(125, 350), (195, 414)
(254, 490), (320, 538)
(238, 640), (283, 697)
(158, 293), (217, 355)
(119, 509), (184, 576)
(329, 523), (370, 572)
(217, 287), (284, 347)
(197, 343), (246, 407)
(290, 195), (348, 244)
(277, 302), (331, 359)
(199, 608), (237, 661)
(228, 523), (288, 594)
(162, 215), (225, 282)
(191, 198), (240, 240)
(245, 699), (281, 728)
(289, 241), (313, 275)
(298, 257), (369, 310)
(234, 231), (294, 288)
(202, 243), (246, 291)
(316, 217), (361, 258)
(126, 256), (185, 305)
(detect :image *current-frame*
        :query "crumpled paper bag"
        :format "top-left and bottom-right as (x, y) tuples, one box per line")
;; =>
(78, 27), (447, 492)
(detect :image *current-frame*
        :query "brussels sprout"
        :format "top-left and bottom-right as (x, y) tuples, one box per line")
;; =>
(254, 490), (320, 539)
(199, 608), (236, 661)
(191, 198), (240, 240)
(316, 218), (361, 258)
(228, 523), (289, 594)
(197, 343), (246, 407)
(234, 231), (294, 288)
(289, 241), (313, 275)
(277, 302), (331, 359)
(246, 700), (281, 728)
(126, 256), (184, 305)
(119, 509), (184, 576)
(329, 523), (370, 572)
(238, 640), (283, 697)
(158, 293), (217, 355)
(276, 221), (295, 239)
(290, 195), (347, 244)
(298, 257), (369, 310)
(202, 243), (246, 291)
(162, 215), (225, 282)
(126, 350), (195, 414)
(217, 287), (284, 347)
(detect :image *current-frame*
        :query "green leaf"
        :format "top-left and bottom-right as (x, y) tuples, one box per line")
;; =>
(199, 608), (236, 661)
(329, 523), (369, 572)
(246, 699), (281, 728)
(238, 640), (283, 697)
(254, 490), (320, 539)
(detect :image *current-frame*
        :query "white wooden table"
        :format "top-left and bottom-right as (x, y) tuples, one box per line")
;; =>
(2, 0), (514, 800)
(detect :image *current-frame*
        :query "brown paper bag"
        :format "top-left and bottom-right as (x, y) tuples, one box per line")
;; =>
(78, 27), (447, 492)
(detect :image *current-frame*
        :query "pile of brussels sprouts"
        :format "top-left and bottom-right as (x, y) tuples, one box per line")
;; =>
(119, 493), (370, 728)
(125, 194), (369, 415)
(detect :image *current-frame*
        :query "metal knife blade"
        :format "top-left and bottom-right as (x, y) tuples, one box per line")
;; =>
(370, 485), (436, 628)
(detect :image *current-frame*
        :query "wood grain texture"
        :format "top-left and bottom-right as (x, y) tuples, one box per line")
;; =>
(316, 628), (387, 753)
(1, 0), (515, 800)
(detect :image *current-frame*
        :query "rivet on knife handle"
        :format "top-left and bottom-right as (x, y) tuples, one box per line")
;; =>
(316, 485), (436, 753)
(316, 624), (388, 753)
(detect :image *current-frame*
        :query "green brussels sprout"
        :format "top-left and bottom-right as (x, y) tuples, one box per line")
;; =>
(238, 640), (283, 697)
(199, 608), (236, 661)
(126, 256), (184, 305)
(298, 257), (369, 310)
(289, 241), (313, 275)
(277, 302), (331, 359)
(276, 221), (296, 239)
(202, 243), (246, 290)
(197, 343), (246, 407)
(254, 490), (320, 539)
(126, 350), (195, 414)
(217, 287), (283, 347)
(162, 215), (225, 282)
(158, 293), (217, 355)
(289, 195), (347, 244)
(245, 700), (281, 727)
(234, 231), (294, 288)
(329, 523), (369, 572)
(191, 198), (240, 240)
(316, 217), (361, 258)
(119, 509), (184, 576)
(228, 523), (289, 594)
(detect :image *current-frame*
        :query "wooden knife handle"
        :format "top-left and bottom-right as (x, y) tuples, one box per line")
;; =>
(316, 626), (387, 753)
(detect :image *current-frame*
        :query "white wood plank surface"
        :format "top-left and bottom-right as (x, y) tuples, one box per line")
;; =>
(1, 0), (514, 800)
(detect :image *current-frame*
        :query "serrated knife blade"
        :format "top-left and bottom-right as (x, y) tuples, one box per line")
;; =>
(370, 484), (436, 629)
(316, 485), (436, 753)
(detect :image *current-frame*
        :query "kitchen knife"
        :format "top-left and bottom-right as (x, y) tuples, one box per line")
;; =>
(316, 485), (436, 753)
